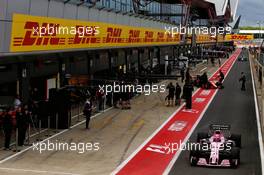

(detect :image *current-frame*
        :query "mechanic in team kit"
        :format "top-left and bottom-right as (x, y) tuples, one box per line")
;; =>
(214, 70), (225, 89)
(201, 72), (209, 89)
(183, 81), (194, 109)
(219, 70), (225, 83)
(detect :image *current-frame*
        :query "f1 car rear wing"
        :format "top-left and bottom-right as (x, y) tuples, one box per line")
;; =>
(210, 124), (231, 131)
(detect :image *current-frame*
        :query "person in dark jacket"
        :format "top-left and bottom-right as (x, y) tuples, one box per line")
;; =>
(3, 109), (13, 150)
(166, 82), (175, 106)
(96, 88), (104, 111)
(183, 82), (194, 109)
(83, 98), (92, 129)
(239, 72), (246, 91)
(215, 70), (225, 89)
(16, 107), (29, 147)
(122, 86), (131, 109)
(185, 68), (191, 83)
(219, 70), (225, 83)
(23, 106), (31, 141)
(175, 83), (182, 106)
(113, 82), (120, 108)
(180, 68), (185, 83)
(201, 72), (208, 89)
(218, 58), (221, 67)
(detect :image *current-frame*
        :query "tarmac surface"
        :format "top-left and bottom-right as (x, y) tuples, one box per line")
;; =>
(169, 50), (262, 175)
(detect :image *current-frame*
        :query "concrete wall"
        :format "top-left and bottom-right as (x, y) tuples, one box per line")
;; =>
(0, 0), (175, 54)
(251, 52), (264, 137)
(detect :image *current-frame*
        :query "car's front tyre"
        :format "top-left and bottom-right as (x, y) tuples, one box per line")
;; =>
(189, 149), (199, 166)
(230, 147), (240, 168)
(190, 155), (198, 166)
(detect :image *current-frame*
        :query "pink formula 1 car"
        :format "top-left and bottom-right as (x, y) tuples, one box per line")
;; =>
(189, 124), (241, 168)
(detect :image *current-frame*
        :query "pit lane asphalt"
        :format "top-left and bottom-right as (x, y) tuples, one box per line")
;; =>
(169, 50), (262, 175)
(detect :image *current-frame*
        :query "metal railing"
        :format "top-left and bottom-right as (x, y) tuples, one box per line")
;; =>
(0, 96), (112, 152)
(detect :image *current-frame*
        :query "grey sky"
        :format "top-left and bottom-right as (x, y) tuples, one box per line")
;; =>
(236, 0), (264, 26)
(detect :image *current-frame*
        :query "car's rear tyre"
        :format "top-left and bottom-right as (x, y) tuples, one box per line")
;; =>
(197, 132), (208, 142)
(230, 134), (242, 148)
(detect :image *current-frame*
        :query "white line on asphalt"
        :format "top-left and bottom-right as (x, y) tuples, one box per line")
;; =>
(200, 67), (207, 72)
(249, 53), (264, 174)
(111, 53), (237, 174)
(0, 167), (80, 175)
(0, 107), (113, 164)
(1, 128), (48, 150)
(163, 50), (240, 174)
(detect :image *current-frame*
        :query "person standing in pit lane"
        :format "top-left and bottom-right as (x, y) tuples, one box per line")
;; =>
(166, 82), (175, 106)
(183, 81), (194, 109)
(219, 70), (225, 83)
(201, 72), (208, 89)
(218, 58), (221, 67)
(215, 69), (225, 89)
(3, 108), (13, 150)
(185, 68), (191, 83)
(22, 106), (31, 144)
(16, 106), (30, 147)
(180, 68), (185, 83)
(96, 88), (104, 112)
(239, 72), (246, 91)
(83, 98), (92, 130)
(14, 95), (22, 110)
(175, 83), (182, 106)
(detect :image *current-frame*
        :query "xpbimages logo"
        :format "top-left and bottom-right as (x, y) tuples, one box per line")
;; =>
(165, 24), (232, 37)
(99, 82), (166, 96)
(30, 23), (100, 37)
(32, 140), (100, 154)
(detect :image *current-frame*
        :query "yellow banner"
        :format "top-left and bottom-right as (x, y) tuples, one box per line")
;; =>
(217, 34), (225, 42)
(11, 14), (182, 52)
(225, 34), (254, 41)
(183, 34), (217, 44)
(10, 14), (222, 52)
(196, 35), (216, 43)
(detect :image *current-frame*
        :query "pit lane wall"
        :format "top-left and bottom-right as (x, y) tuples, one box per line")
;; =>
(250, 49), (264, 143)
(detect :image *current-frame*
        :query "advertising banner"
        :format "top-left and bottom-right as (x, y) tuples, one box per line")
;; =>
(225, 34), (254, 41)
(10, 14), (182, 52)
